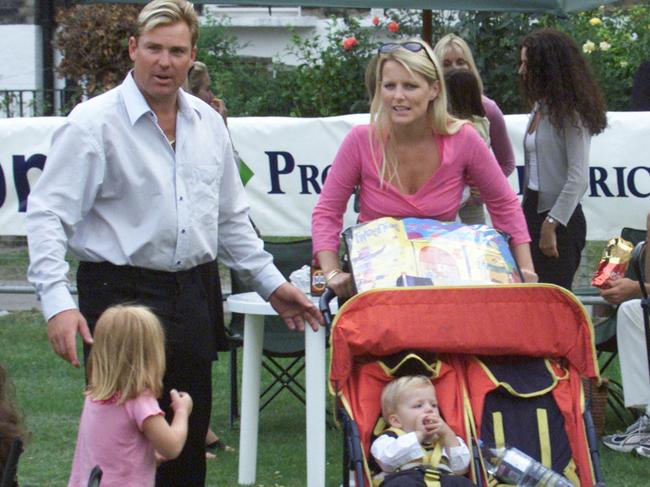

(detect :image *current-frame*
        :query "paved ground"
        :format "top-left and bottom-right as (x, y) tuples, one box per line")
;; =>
(0, 280), (53, 312)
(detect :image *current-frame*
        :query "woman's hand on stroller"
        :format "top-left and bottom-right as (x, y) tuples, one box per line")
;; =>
(326, 270), (355, 298)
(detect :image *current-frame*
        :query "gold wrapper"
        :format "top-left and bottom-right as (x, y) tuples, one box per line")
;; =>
(591, 237), (634, 288)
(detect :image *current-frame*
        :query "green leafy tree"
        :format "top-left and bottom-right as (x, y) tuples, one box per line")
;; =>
(54, 4), (140, 96)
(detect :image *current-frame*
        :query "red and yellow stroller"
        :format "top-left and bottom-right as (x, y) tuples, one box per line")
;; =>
(325, 285), (605, 487)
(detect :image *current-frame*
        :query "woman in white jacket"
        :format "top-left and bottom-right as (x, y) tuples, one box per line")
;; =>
(518, 28), (607, 290)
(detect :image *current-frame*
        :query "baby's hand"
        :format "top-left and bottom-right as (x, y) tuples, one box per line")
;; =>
(170, 389), (193, 415)
(416, 415), (438, 444)
(428, 415), (459, 448)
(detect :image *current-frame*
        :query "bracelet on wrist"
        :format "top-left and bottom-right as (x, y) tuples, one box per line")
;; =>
(325, 269), (342, 284)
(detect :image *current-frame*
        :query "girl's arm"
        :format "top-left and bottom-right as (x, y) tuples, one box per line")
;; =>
(143, 390), (193, 460)
(483, 96), (515, 177)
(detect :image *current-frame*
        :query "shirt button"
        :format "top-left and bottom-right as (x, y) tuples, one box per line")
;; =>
(181, 229), (186, 234)
(176, 261), (181, 266)
(179, 196), (183, 201)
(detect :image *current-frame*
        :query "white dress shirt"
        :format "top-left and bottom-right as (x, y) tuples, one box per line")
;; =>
(26, 72), (285, 320)
(370, 431), (470, 475)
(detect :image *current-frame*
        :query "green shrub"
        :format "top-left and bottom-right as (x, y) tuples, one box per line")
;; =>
(198, 5), (650, 117)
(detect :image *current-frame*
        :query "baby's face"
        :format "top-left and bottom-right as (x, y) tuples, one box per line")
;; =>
(390, 384), (439, 432)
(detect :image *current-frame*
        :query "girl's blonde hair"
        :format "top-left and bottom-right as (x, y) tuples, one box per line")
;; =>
(186, 60), (209, 95)
(87, 305), (165, 405)
(369, 39), (465, 189)
(433, 33), (484, 94)
(380, 375), (435, 424)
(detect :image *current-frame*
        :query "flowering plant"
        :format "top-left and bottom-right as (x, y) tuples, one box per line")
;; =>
(568, 5), (650, 109)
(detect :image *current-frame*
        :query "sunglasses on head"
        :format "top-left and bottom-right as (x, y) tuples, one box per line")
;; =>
(378, 41), (435, 66)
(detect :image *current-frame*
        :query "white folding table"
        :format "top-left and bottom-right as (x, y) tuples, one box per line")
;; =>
(227, 291), (330, 486)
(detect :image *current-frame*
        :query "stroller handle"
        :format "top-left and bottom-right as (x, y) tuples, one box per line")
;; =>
(319, 287), (337, 330)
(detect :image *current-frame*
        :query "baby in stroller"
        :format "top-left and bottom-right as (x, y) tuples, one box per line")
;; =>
(370, 375), (473, 487)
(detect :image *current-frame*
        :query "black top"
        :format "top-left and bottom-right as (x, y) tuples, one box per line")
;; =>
(631, 60), (650, 110)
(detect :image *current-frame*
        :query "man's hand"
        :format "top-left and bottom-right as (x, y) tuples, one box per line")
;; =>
(269, 282), (324, 332)
(47, 309), (93, 367)
(599, 276), (640, 305)
(539, 220), (559, 258)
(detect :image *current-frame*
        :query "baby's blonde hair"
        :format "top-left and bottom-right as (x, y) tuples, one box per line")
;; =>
(380, 375), (435, 424)
(369, 39), (466, 189)
(87, 305), (165, 405)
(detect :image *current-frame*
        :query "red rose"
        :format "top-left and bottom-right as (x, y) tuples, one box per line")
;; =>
(388, 21), (399, 33)
(342, 36), (358, 51)
(372, 16), (380, 26)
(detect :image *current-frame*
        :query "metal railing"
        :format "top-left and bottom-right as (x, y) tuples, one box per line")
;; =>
(0, 89), (83, 118)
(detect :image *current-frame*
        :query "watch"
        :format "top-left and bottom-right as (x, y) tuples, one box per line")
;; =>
(545, 215), (558, 225)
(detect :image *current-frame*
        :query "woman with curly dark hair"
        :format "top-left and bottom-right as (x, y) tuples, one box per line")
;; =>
(518, 28), (607, 290)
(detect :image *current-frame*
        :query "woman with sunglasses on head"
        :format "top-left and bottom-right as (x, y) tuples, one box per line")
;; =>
(518, 28), (607, 290)
(311, 39), (537, 298)
(433, 34), (515, 225)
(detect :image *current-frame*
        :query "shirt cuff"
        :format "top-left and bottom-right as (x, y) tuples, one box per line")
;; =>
(252, 262), (287, 301)
(39, 284), (78, 321)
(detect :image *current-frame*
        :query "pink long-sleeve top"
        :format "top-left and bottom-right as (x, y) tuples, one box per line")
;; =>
(311, 123), (530, 256)
(483, 95), (515, 177)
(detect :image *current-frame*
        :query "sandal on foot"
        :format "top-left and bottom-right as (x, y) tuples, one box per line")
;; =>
(206, 438), (235, 453)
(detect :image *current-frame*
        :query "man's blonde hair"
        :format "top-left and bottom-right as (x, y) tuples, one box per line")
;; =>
(433, 33), (484, 93)
(87, 305), (166, 405)
(369, 39), (466, 190)
(137, 0), (199, 47)
(380, 375), (435, 424)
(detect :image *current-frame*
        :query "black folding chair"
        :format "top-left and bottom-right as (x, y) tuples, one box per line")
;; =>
(228, 238), (313, 425)
(0, 437), (22, 487)
(593, 227), (647, 424)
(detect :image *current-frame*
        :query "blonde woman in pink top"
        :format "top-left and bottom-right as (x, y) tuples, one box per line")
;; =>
(68, 306), (192, 487)
(311, 39), (536, 298)
(434, 34), (516, 225)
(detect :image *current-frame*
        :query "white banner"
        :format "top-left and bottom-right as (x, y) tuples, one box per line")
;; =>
(1, 113), (648, 239)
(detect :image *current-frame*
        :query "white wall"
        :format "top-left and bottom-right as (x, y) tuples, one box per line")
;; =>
(0, 24), (42, 90)
(203, 7), (386, 66)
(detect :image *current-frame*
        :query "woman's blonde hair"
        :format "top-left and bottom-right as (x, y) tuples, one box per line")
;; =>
(381, 375), (434, 424)
(370, 38), (465, 188)
(137, 0), (199, 47)
(87, 305), (166, 405)
(433, 33), (484, 93)
(186, 60), (209, 95)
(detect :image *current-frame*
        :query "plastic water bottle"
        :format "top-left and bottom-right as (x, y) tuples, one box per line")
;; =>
(481, 443), (574, 487)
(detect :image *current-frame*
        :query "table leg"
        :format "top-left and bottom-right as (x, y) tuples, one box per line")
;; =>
(238, 314), (264, 485)
(305, 325), (326, 487)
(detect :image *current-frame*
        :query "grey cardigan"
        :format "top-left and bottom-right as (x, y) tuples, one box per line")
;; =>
(522, 104), (591, 226)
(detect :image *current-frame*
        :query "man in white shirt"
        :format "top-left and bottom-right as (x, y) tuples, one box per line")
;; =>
(25, 1), (321, 484)
(601, 213), (650, 458)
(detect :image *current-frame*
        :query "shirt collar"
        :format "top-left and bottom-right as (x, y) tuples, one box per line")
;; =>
(121, 70), (203, 125)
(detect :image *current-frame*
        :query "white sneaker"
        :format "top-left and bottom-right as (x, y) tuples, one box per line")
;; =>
(634, 436), (650, 459)
(602, 414), (650, 453)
